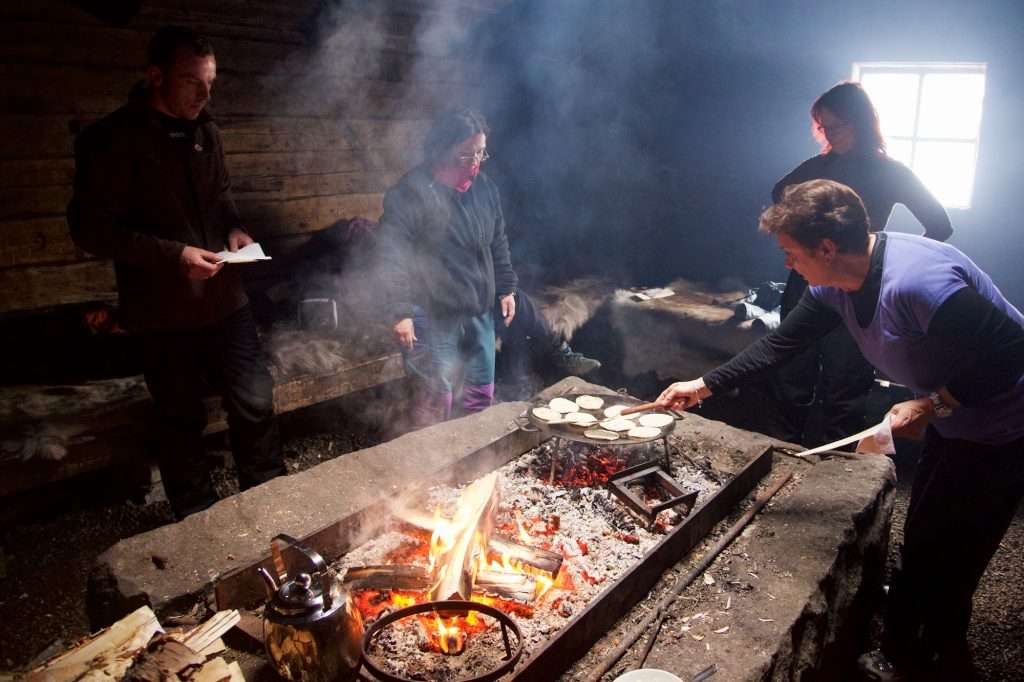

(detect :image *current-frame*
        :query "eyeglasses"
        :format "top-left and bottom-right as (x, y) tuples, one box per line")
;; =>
(454, 149), (489, 166)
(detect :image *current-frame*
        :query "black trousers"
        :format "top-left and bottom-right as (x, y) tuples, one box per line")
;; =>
(495, 291), (555, 381)
(142, 305), (285, 517)
(883, 428), (1024, 671)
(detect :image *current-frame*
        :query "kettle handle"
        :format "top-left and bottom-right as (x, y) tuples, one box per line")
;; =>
(271, 533), (335, 609)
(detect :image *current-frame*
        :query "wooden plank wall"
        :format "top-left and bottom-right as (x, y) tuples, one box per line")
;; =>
(0, 0), (499, 315)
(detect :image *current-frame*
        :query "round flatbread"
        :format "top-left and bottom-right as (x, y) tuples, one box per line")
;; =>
(549, 397), (578, 414)
(603, 405), (627, 418)
(575, 395), (604, 410)
(638, 413), (674, 429)
(584, 428), (620, 441)
(564, 412), (598, 426)
(628, 426), (662, 439)
(599, 417), (636, 432)
(532, 406), (562, 422)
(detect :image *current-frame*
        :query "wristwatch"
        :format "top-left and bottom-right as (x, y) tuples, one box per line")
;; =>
(928, 392), (953, 418)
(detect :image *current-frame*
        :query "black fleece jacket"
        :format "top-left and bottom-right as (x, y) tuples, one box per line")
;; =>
(378, 166), (518, 321)
(68, 87), (247, 331)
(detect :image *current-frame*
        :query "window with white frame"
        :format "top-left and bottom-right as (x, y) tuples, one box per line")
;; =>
(852, 62), (986, 209)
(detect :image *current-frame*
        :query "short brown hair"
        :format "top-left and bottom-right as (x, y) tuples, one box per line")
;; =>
(147, 26), (214, 72)
(759, 179), (870, 254)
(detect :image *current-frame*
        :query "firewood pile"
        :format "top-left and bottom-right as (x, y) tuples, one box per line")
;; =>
(24, 606), (243, 682)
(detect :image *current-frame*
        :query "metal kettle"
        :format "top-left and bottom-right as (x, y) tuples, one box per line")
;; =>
(259, 534), (364, 682)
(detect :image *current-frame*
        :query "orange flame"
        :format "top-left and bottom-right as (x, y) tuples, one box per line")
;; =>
(434, 614), (466, 655)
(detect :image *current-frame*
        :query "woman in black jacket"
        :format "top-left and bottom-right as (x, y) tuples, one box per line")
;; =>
(379, 109), (518, 426)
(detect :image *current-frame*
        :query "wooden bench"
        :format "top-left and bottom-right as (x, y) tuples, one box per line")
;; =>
(0, 336), (404, 498)
(0, 278), (622, 499)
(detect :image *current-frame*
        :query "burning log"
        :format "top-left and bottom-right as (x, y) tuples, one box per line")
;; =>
(488, 535), (563, 578)
(474, 570), (537, 603)
(342, 566), (431, 591)
(429, 473), (500, 602)
(392, 506), (563, 579)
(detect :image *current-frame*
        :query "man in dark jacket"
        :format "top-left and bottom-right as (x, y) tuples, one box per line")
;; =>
(68, 26), (285, 519)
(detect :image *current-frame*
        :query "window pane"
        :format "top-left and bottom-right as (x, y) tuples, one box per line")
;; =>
(918, 73), (986, 139)
(860, 72), (920, 137)
(885, 138), (914, 167)
(912, 141), (977, 208)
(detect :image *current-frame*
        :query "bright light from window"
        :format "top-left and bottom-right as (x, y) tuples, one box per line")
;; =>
(853, 62), (986, 209)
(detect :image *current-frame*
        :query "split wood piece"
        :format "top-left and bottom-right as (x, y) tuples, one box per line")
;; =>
(342, 565), (432, 591)
(123, 635), (206, 682)
(26, 605), (163, 682)
(488, 534), (564, 578)
(585, 472), (794, 682)
(179, 610), (240, 657)
(190, 657), (246, 682)
(390, 508), (563, 578)
(475, 570), (537, 603)
(430, 473), (501, 602)
(618, 402), (660, 416)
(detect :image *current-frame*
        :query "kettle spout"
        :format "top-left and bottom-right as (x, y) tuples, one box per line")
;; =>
(257, 567), (279, 599)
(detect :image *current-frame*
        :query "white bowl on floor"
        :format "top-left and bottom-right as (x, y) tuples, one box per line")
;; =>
(613, 669), (684, 682)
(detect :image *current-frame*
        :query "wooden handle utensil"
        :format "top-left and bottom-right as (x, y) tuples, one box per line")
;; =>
(619, 401), (661, 416)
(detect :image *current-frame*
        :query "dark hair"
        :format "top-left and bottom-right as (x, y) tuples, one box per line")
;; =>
(147, 25), (214, 72)
(759, 179), (870, 254)
(811, 81), (885, 155)
(422, 108), (489, 163)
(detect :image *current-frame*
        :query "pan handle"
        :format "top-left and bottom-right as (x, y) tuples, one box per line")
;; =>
(514, 414), (539, 433)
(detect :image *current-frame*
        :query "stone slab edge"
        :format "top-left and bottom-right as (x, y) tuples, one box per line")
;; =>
(610, 454), (895, 681)
(89, 400), (537, 626)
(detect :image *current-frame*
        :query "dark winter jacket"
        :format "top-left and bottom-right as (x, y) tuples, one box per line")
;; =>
(68, 89), (247, 331)
(378, 166), (518, 321)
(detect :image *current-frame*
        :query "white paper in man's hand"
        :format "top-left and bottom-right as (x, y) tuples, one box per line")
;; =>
(215, 242), (271, 264)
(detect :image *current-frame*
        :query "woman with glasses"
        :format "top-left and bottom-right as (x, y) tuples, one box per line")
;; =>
(769, 81), (953, 448)
(378, 108), (517, 426)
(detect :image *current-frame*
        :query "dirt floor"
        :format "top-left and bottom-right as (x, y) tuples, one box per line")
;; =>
(0, 390), (1022, 680)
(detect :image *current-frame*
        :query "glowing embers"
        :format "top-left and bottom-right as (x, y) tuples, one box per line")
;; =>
(361, 600), (523, 682)
(608, 462), (699, 528)
(337, 438), (717, 679)
(343, 473), (569, 674)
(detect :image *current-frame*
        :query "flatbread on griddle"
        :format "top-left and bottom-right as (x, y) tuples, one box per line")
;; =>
(584, 428), (620, 441)
(627, 426), (662, 439)
(564, 412), (598, 426)
(549, 397), (578, 414)
(603, 405), (627, 418)
(638, 413), (674, 428)
(575, 395), (604, 410)
(599, 417), (637, 432)
(532, 406), (561, 422)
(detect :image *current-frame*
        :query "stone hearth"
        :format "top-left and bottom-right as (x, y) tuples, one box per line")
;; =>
(89, 376), (894, 680)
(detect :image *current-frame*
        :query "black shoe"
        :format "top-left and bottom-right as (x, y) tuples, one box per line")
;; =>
(164, 478), (219, 521)
(857, 650), (904, 682)
(550, 341), (601, 377)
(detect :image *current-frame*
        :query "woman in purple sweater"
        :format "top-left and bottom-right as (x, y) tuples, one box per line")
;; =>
(658, 179), (1024, 680)
(771, 82), (953, 449)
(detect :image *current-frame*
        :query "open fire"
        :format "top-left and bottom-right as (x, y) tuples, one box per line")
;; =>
(336, 439), (721, 678)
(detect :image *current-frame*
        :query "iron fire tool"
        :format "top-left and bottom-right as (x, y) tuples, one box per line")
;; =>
(607, 462), (699, 528)
(361, 599), (524, 682)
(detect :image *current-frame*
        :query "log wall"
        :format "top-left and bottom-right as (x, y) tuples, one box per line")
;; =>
(0, 0), (500, 314)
